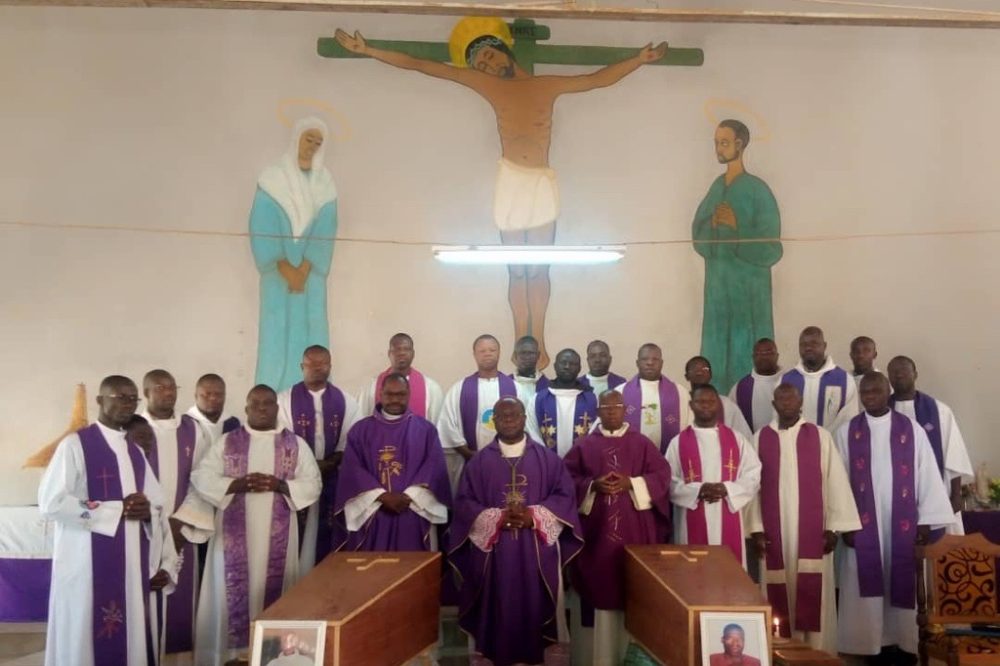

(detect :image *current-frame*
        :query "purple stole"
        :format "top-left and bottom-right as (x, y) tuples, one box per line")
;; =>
(783, 366), (848, 426)
(678, 425), (743, 563)
(847, 412), (918, 608)
(758, 423), (824, 635)
(890, 392), (944, 475)
(459, 373), (517, 451)
(144, 415), (198, 654)
(290, 382), (346, 564)
(621, 375), (681, 454)
(79, 424), (152, 666)
(734, 375), (755, 430)
(533, 387), (598, 451)
(374, 368), (428, 418)
(222, 416), (241, 434)
(221, 427), (299, 649)
(580, 372), (627, 391)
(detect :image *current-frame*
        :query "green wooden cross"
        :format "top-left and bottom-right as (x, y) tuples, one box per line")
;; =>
(317, 18), (704, 71)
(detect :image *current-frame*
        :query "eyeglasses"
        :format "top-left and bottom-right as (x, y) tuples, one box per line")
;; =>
(107, 394), (141, 404)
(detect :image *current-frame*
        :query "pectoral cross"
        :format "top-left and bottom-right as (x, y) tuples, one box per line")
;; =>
(504, 473), (529, 507)
(574, 412), (592, 437)
(377, 445), (403, 490)
(724, 450), (738, 481)
(318, 19), (704, 72)
(96, 467), (115, 497)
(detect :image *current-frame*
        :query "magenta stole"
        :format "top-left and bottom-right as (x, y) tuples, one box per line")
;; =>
(678, 425), (743, 563)
(847, 411), (918, 609)
(758, 423), (824, 635)
(374, 368), (428, 418)
(79, 424), (153, 666)
(220, 427), (299, 649)
(621, 375), (681, 454)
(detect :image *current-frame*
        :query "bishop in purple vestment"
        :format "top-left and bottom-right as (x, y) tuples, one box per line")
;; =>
(450, 398), (583, 666)
(335, 373), (451, 551)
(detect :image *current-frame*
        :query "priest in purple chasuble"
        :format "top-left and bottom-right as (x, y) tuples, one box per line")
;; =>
(666, 384), (760, 568)
(38, 375), (178, 666)
(438, 335), (518, 494)
(450, 398), (583, 666)
(335, 373), (451, 551)
(190, 385), (321, 666)
(276, 344), (360, 573)
(834, 373), (954, 659)
(614, 343), (691, 455)
(745, 384), (859, 654)
(684, 356), (753, 439)
(138, 368), (210, 660)
(526, 348), (598, 458)
(563, 390), (671, 666)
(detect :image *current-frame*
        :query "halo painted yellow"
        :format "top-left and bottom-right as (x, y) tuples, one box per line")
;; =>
(448, 17), (514, 68)
(276, 97), (353, 142)
(703, 98), (773, 143)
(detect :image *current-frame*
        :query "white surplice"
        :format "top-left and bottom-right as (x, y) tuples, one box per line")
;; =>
(437, 375), (507, 493)
(355, 370), (444, 423)
(584, 373), (613, 397)
(666, 425), (761, 567)
(717, 394), (753, 439)
(184, 406), (239, 445)
(612, 378), (692, 447)
(190, 427), (322, 666)
(833, 412), (955, 656)
(39, 422), (179, 666)
(526, 387), (584, 458)
(782, 358), (860, 433)
(512, 372), (546, 411)
(276, 385), (359, 573)
(726, 369), (783, 433)
(745, 419), (861, 653)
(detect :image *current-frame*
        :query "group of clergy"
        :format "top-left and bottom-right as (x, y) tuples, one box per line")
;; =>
(37, 326), (972, 666)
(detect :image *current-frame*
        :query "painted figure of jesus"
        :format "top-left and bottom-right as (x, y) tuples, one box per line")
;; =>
(335, 18), (665, 369)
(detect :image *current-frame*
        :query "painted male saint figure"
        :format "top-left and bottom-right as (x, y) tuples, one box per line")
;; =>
(334, 19), (665, 369)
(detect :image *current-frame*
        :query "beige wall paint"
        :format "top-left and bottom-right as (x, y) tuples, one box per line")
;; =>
(1, 8), (997, 504)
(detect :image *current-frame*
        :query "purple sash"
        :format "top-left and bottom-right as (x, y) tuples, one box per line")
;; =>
(290, 382), (346, 564)
(221, 427), (299, 649)
(79, 424), (151, 666)
(758, 423), (824, 634)
(678, 426), (743, 562)
(459, 373), (517, 451)
(621, 375), (681, 454)
(533, 387), (598, 451)
(890, 392), (944, 476)
(847, 412), (917, 608)
(222, 416), (241, 434)
(735, 375), (755, 430)
(168, 415), (198, 654)
(783, 366), (848, 426)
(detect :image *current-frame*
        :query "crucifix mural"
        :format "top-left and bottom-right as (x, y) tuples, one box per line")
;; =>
(320, 18), (703, 369)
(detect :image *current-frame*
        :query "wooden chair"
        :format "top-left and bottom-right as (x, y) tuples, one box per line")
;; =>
(916, 533), (1000, 666)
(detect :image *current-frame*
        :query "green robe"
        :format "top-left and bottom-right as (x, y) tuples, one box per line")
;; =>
(692, 172), (782, 394)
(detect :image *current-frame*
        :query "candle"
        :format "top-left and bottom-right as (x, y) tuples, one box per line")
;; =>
(773, 617), (780, 637)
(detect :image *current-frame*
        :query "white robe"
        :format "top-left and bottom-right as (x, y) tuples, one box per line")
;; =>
(782, 357), (860, 433)
(833, 412), (955, 655)
(140, 410), (209, 665)
(513, 371), (546, 410)
(276, 385), (359, 573)
(190, 427), (322, 666)
(666, 425), (761, 567)
(39, 422), (179, 666)
(437, 375), (507, 493)
(184, 406), (239, 445)
(584, 373), (613, 397)
(355, 370), (444, 423)
(717, 394), (753, 439)
(525, 387), (584, 458)
(726, 369), (783, 434)
(612, 378), (692, 447)
(745, 419), (861, 653)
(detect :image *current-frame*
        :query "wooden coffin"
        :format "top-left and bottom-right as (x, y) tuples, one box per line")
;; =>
(255, 551), (441, 666)
(625, 545), (771, 666)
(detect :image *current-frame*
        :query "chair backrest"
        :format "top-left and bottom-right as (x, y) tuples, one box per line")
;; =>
(917, 533), (1000, 625)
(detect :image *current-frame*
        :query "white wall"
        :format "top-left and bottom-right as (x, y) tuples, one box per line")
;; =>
(1, 7), (998, 504)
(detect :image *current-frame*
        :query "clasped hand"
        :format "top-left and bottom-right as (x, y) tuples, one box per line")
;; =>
(378, 492), (412, 514)
(501, 503), (534, 530)
(697, 482), (728, 503)
(594, 472), (633, 496)
(228, 473), (284, 495)
(122, 492), (151, 521)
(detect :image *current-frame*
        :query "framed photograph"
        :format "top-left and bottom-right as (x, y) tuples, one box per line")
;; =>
(251, 620), (326, 666)
(699, 611), (770, 666)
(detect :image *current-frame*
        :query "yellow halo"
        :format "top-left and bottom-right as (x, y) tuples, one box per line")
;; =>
(276, 98), (353, 142)
(703, 98), (773, 143)
(448, 17), (513, 68)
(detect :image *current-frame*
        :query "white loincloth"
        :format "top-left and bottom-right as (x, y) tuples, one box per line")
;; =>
(493, 158), (559, 231)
